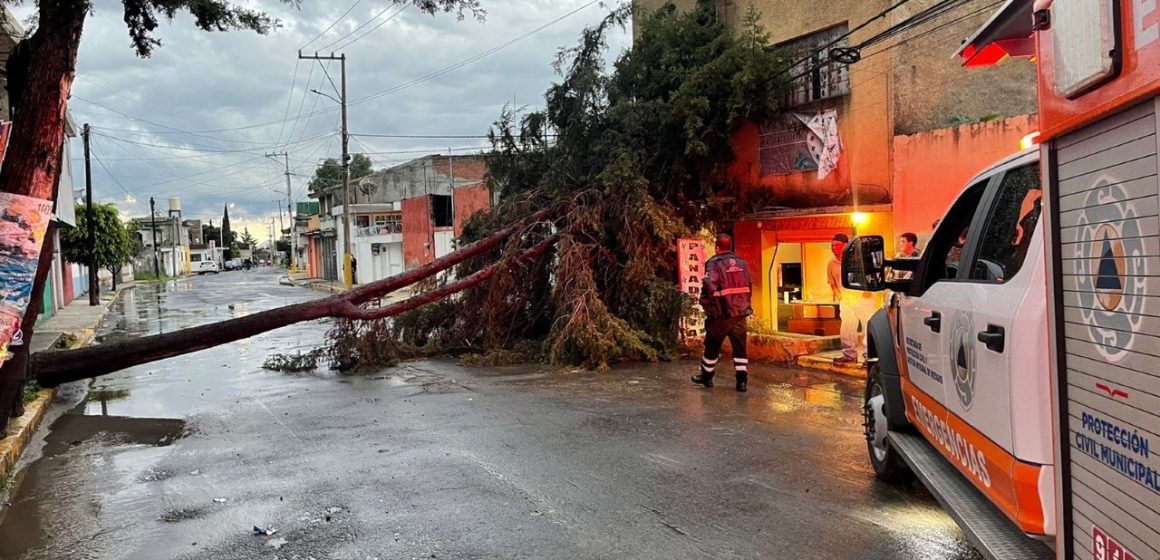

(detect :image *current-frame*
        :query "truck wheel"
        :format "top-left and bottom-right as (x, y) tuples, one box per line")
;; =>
(865, 366), (914, 484)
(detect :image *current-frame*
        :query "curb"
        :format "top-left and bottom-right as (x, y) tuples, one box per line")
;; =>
(0, 286), (128, 485)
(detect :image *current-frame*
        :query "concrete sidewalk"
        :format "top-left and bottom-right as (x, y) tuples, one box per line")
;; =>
(0, 286), (129, 483)
(283, 270), (414, 303)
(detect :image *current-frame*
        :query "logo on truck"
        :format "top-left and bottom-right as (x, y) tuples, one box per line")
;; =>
(1073, 179), (1146, 363)
(950, 313), (976, 410)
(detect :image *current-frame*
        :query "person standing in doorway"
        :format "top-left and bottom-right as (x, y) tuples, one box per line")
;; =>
(829, 233), (877, 366)
(891, 232), (920, 281)
(691, 233), (753, 392)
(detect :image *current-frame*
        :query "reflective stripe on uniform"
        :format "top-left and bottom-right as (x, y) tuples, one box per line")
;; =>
(713, 287), (751, 297)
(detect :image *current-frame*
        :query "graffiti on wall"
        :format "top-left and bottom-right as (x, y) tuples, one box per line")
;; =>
(759, 110), (843, 180)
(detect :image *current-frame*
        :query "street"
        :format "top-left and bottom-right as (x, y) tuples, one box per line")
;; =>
(0, 269), (981, 560)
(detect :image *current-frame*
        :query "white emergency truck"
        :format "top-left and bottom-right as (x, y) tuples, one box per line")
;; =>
(841, 1), (1159, 559)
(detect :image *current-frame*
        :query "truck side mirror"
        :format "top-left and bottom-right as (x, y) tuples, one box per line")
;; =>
(842, 236), (888, 292)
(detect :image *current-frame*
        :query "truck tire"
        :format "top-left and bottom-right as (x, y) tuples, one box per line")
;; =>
(865, 365), (914, 484)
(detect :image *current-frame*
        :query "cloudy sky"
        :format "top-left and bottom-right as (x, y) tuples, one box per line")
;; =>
(11, 0), (629, 242)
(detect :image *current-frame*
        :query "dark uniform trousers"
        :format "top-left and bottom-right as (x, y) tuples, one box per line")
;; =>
(700, 315), (748, 377)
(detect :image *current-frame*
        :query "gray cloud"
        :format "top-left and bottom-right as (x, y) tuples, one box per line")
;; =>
(12, 0), (629, 241)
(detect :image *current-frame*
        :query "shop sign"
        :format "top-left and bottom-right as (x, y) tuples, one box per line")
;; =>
(677, 239), (706, 297)
(677, 238), (707, 338)
(771, 216), (854, 231)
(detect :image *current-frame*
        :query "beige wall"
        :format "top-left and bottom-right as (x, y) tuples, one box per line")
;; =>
(887, 0), (1037, 135)
(632, 0), (1036, 139)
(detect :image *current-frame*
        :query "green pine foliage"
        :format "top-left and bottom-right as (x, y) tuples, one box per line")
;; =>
(322, 1), (790, 371)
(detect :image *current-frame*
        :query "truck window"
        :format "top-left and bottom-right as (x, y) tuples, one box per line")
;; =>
(968, 164), (1042, 284)
(911, 180), (988, 294)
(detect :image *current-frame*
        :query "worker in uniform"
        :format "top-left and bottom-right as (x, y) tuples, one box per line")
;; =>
(691, 233), (753, 392)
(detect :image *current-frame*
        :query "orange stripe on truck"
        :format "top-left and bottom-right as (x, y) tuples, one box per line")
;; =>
(902, 379), (1047, 535)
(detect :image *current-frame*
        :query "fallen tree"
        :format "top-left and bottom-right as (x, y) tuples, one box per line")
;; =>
(0, 0), (484, 432)
(33, 211), (554, 386)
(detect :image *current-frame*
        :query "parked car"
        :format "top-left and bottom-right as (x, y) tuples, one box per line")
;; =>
(195, 260), (219, 275)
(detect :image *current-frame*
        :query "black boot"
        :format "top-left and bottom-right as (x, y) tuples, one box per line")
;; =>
(691, 370), (714, 388)
(736, 372), (748, 392)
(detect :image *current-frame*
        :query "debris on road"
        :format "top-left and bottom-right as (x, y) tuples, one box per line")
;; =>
(252, 525), (277, 536)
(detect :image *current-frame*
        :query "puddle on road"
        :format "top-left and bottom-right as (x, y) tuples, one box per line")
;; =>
(0, 411), (186, 559)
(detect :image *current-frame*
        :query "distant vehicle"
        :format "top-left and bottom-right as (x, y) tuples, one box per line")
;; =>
(195, 260), (219, 275)
(224, 259), (242, 271)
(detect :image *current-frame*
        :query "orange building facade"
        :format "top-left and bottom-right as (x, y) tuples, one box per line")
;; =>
(634, 0), (1039, 332)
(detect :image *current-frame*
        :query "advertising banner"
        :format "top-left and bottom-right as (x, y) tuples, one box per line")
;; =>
(677, 238), (708, 339)
(0, 123), (57, 360)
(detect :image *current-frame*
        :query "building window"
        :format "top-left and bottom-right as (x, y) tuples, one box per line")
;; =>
(356, 215), (371, 228)
(781, 24), (851, 107)
(431, 195), (453, 228)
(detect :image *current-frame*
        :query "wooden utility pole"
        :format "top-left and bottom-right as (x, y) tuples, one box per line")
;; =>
(82, 124), (98, 305)
(149, 197), (161, 277)
(297, 51), (351, 288)
(266, 152), (296, 270)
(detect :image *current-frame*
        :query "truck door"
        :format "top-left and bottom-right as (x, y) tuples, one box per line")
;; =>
(955, 162), (1044, 458)
(899, 178), (993, 410)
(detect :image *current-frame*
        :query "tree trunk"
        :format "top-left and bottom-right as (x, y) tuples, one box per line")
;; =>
(0, 0), (87, 431)
(33, 214), (555, 386)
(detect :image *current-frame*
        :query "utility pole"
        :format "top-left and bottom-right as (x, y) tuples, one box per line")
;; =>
(298, 50), (351, 288)
(82, 124), (98, 305)
(149, 197), (161, 279)
(274, 200), (285, 266)
(267, 151), (296, 271)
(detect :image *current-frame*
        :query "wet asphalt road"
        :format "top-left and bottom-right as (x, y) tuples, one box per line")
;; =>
(0, 269), (982, 560)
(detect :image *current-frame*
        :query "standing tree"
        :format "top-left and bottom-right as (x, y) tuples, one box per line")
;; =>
(307, 154), (374, 197)
(0, 0), (485, 432)
(221, 204), (235, 259)
(239, 228), (257, 249)
(60, 203), (134, 290)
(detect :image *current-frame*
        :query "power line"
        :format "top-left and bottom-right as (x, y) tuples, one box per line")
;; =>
(89, 149), (135, 198)
(72, 95), (269, 150)
(317, 59), (342, 99)
(318, 4), (407, 52)
(765, 0), (917, 87)
(274, 59), (302, 145)
(301, 0), (365, 50)
(351, 133), (524, 139)
(351, 0), (602, 105)
(93, 129), (335, 155)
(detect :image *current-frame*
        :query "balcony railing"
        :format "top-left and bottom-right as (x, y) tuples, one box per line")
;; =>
(356, 222), (403, 237)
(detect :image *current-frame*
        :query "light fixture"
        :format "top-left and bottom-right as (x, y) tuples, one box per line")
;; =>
(1020, 131), (1042, 150)
(851, 212), (869, 226)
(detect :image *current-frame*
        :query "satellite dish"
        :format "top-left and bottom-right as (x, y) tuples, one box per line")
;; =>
(358, 179), (378, 196)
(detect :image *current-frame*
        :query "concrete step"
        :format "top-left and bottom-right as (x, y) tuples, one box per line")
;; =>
(796, 350), (867, 377)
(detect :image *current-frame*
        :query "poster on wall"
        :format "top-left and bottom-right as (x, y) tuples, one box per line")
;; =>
(677, 238), (708, 339)
(0, 192), (55, 361)
(758, 110), (843, 180)
(758, 116), (818, 176)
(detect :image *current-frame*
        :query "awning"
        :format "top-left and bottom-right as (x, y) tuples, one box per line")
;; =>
(954, 0), (1036, 67)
